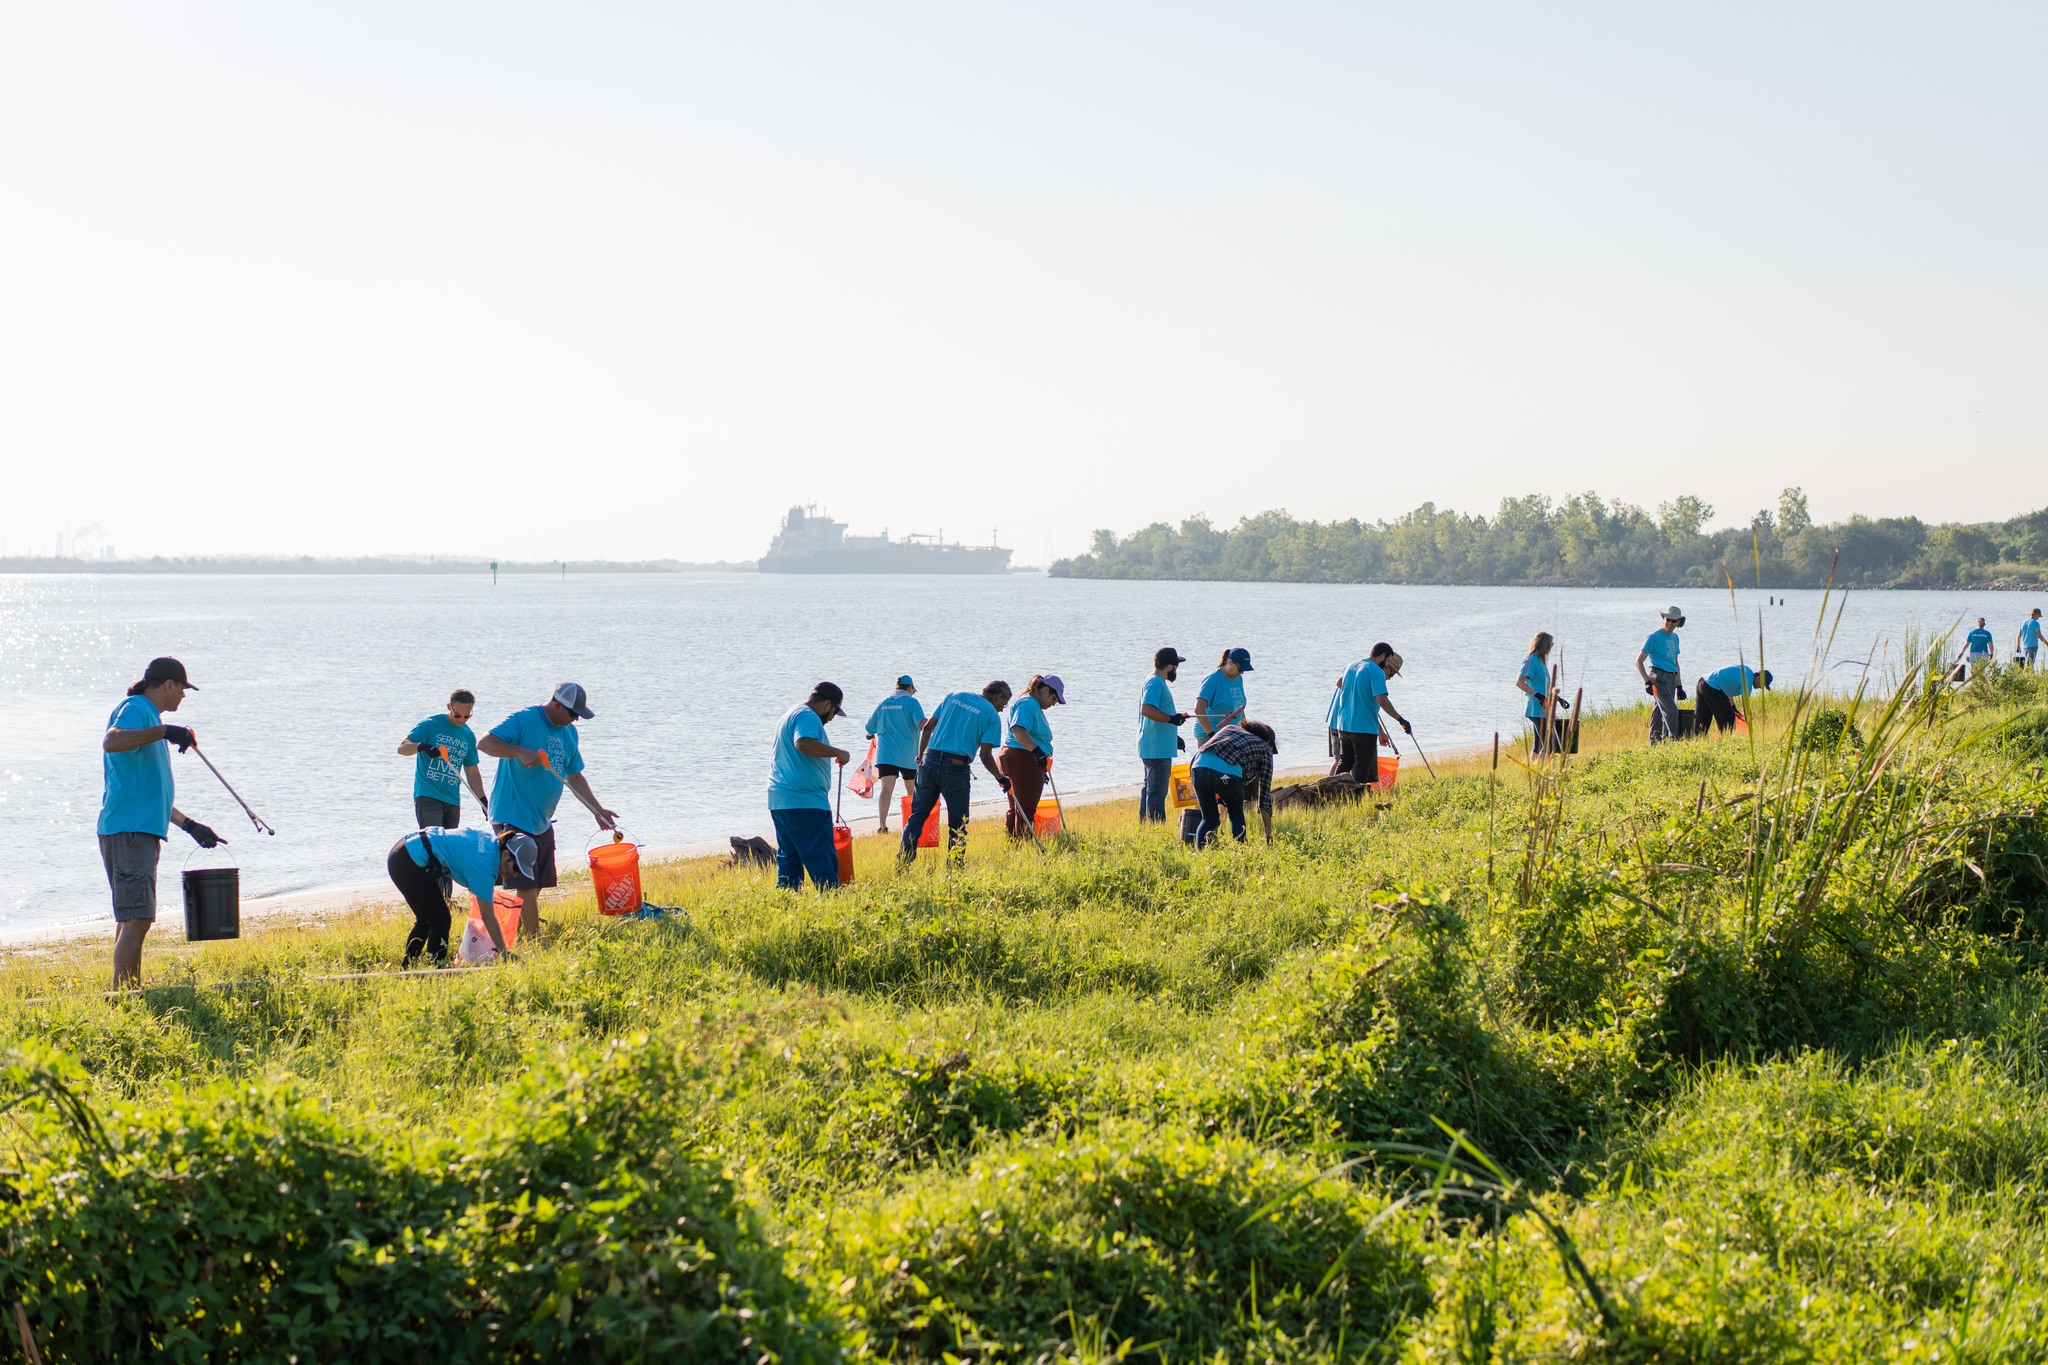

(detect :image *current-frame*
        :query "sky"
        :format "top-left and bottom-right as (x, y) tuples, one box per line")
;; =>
(3, 2), (2043, 565)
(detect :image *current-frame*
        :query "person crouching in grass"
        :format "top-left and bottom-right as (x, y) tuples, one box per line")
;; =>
(387, 826), (536, 965)
(768, 682), (852, 891)
(1190, 720), (1278, 849)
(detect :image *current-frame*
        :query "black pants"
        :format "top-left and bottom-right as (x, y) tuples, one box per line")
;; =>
(1192, 766), (1246, 848)
(387, 840), (451, 965)
(1695, 681), (1738, 733)
(414, 796), (459, 896)
(1336, 730), (1380, 786)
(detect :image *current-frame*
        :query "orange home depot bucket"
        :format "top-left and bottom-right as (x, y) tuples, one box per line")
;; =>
(588, 832), (643, 915)
(899, 794), (941, 848)
(1367, 754), (1400, 792)
(834, 822), (855, 884)
(1034, 805), (1063, 838)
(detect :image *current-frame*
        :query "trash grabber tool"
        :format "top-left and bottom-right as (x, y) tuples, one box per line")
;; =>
(191, 744), (276, 835)
(1405, 727), (1440, 780)
(1004, 778), (1047, 853)
(1046, 761), (1068, 831)
(539, 752), (613, 829)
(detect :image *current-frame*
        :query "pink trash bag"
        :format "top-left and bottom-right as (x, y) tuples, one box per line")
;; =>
(848, 737), (878, 799)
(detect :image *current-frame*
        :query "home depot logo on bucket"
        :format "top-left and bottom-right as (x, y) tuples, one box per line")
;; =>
(588, 837), (643, 915)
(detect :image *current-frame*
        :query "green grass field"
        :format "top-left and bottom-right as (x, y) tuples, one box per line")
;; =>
(5, 662), (2048, 1361)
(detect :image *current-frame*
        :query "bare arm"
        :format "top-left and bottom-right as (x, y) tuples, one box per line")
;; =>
(978, 742), (1004, 783)
(917, 717), (937, 763)
(1140, 703), (1178, 723)
(562, 772), (617, 829)
(398, 738), (424, 756)
(103, 725), (166, 753)
(1636, 649), (1652, 684)
(1257, 791), (1273, 845)
(1009, 724), (1039, 753)
(1376, 694), (1408, 729)
(796, 736), (851, 763)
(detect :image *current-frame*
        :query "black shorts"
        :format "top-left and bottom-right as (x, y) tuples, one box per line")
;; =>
(876, 763), (916, 780)
(494, 822), (557, 889)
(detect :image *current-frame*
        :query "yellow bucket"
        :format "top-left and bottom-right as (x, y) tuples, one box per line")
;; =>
(1169, 762), (1198, 810)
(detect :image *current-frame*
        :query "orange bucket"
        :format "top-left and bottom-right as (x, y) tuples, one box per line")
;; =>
(588, 833), (642, 915)
(1034, 806), (1063, 838)
(1368, 754), (1400, 792)
(900, 794), (941, 848)
(834, 823), (855, 884)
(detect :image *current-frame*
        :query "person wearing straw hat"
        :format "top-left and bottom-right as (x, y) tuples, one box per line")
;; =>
(1138, 647), (1189, 822)
(864, 675), (925, 834)
(901, 680), (1012, 864)
(768, 682), (853, 891)
(1695, 665), (1772, 734)
(1000, 674), (1066, 840)
(1636, 606), (1686, 744)
(388, 826), (537, 966)
(98, 656), (225, 989)
(1331, 643), (1410, 788)
(1193, 648), (1253, 744)
(478, 682), (618, 937)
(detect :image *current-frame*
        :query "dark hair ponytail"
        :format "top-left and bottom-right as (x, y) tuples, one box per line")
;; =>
(126, 679), (148, 697)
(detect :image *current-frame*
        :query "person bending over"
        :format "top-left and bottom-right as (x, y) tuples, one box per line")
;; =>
(901, 681), (1011, 864)
(1190, 720), (1277, 849)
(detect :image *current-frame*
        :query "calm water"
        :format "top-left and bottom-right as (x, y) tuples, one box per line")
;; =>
(0, 571), (2018, 937)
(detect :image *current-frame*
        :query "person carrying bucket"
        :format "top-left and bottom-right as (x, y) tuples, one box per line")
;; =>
(387, 826), (536, 966)
(1000, 674), (1066, 840)
(863, 676), (925, 834)
(1138, 647), (1190, 822)
(900, 680), (1012, 865)
(97, 656), (225, 988)
(477, 682), (618, 938)
(768, 682), (853, 891)
(1636, 606), (1686, 743)
(396, 688), (489, 897)
(1331, 643), (1410, 787)
(1193, 648), (1253, 743)
(1190, 720), (1277, 849)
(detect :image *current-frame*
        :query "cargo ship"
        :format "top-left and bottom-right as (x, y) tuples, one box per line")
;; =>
(758, 505), (1013, 574)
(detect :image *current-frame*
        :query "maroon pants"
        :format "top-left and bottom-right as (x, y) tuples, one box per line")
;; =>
(998, 747), (1046, 839)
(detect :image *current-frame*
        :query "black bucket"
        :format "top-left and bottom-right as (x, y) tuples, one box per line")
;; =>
(1179, 808), (1202, 845)
(182, 867), (241, 941)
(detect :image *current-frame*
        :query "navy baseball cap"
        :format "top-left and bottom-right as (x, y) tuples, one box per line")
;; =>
(142, 657), (197, 689)
(552, 682), (595, 719)
(1226, 647), (1254, 672)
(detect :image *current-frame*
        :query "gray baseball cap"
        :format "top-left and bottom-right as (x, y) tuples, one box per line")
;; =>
(552, 682), (595, 719)
(500, 832), (539, 881)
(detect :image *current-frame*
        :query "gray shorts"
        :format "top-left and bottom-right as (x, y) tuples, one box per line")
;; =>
(100, 831), (162, 923)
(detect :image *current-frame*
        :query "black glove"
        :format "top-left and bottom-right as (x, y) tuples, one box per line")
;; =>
(997, 776), (1012, 793)
(479, 797), (490, 819)
(161, 725), (196, 753)
(1399, 718), (1413, 735)
(1644, 682), (1656, 697)
(1039, 751), (1051, 768)
(1171, 712), (1189, 726)
(182, 818), (222, 849)
(1176, 737), (1186, 752)
(420, 743), (444, 761)
(1556, 698), (1571, 710)
(1677, 685), (1688, 702)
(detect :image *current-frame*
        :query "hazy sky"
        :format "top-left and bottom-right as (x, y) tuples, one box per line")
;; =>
(4, 3), (2042, 563)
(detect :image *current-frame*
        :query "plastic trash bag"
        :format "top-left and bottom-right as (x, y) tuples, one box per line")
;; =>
(459, 889), (522, 965)
(848, 737), (878, 799)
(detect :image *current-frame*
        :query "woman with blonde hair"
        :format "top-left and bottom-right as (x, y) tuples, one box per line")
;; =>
(1515, 631), (1569, 754)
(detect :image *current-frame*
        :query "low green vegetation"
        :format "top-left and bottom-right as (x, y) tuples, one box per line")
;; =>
(1052, 486), (2048, 588)
(4, 662), (2048, 1360)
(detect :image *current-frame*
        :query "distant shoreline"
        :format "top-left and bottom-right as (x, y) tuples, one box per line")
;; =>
(0, 556), (759, 575)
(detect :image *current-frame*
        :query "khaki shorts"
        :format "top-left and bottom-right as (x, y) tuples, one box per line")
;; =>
(100, 831), (162, 923)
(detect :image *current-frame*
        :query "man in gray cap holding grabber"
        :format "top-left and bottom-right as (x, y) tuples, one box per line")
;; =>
(99, 656), (225, 988)
(478, 682), (618, 937)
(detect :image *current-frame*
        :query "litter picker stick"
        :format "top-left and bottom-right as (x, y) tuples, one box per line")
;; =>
(1046, 762), (1067, 830)
(1002, 768), (1048, 853)
(539, 752), (612, 828)
(1405, 727), (1440, 780)
(191, 744), (276, 835)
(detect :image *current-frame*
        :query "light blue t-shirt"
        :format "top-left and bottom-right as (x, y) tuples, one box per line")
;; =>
(926, 692), (1004, 757)
(1334, 658), (1389, 734)
(1195, 669), (1246, 740)
(2023, 618), (2044, 648)
(486, 705), (583, 835)
(1967, 627), (1995, 657)
(1641, 629), (1681, 673)
(769, 704), (833, 811)
(1519, 654), (1549, 721)
(1706, 665), (1761, 696)
(404, 826), (502, 903)
(865, 692), (927, 770)
(1139, 675), (1179, 761)
(1005, 695), (1054, 757)
(406, 716), (479, 802)
(98, 694), (173, 838)
(1191, 748), (1242, 778)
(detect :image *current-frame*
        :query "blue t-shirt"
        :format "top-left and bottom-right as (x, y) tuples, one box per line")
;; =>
(1706, 665), (1761, 696)
(769, 704), (833, 811)
(406, 716), (479, 802)
(1967, 627), (1995, 657)
(1195, 669), (1246, 740)
(405, 826), (502, 903)
(98, 694), (173, 838)
(1334, 658), (1389, 734)
(486, 705), (583, 835)
(926, 692), (1004, 757)
(1005, 695), (1054, 756)
(1191, 748), (1243, 778)
(1139, 675), (1179, 760)
(1519, 654), (1549, 721)
(865, 692), (927, 770)
(2023, 619), (2044, 648)
(1641, 629), (1681, 673)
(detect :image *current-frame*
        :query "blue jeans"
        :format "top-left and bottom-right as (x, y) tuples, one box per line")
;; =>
(1192, 765), (1246, 849)
(1139, 757), (1172, 822)
(771, 807), (838, 890)
(901, 751), (973, 861)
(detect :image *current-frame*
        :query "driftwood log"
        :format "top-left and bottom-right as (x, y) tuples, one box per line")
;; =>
(1272, 774), (1370, 811)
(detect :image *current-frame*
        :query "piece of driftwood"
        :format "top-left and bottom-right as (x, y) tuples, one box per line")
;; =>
(1273, 775), (1369, 810)
(728, 835), (776, 868)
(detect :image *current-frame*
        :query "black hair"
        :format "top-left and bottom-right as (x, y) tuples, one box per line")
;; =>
(125, 679), (148, 697)
(1370, 641), (1394, 659)
(450, 689), (475, 706)
(1244, 719), (1277, 753)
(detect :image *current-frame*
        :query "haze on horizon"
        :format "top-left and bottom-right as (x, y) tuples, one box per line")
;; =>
(4, 3), (2042, 566)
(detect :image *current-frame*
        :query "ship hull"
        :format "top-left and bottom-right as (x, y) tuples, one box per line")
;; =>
(759, 547), (1013, 574)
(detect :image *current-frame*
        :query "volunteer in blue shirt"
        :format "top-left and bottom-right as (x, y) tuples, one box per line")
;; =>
(900, 680), (1013, 864)
(387, 826), (536, 966)
(98, 656), (224, 988)
(397, 687), (489, 897)
(1138, 648), (1190, 822)
(1190, 720), (1278, 849)
(1331, 643), (1411, 787)
(478, 682), (618, 937)
(1000, 674), (1067, 840)
(1514, 632), (1570, 755)
(1695, 664), (1772, 734)
(1635, 606), (1686, 744)
(2022, 609), (2043, 669)
(768, 681), (853, 891)
(864, 676), (925, 834)
(1961, 618), (1996, 678)
(1194, 649), (1253, 743)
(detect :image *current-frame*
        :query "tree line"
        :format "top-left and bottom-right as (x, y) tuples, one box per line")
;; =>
(1049, 490), (2048, 589)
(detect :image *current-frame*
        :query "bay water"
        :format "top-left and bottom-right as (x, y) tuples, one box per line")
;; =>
(0, 571), (2019, 938)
